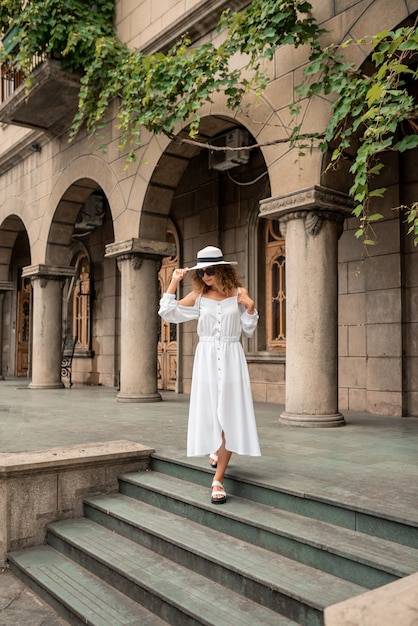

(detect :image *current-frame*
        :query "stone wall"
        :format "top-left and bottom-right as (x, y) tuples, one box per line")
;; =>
(116, 0), (203, 50)
(0, 441), (154, 566)
(338, 148), (418, 416)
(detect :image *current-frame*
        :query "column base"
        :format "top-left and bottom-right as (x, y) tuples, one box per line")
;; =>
(279, 411), (345, 428)
(28, 382), (64, 390)
(116, 392), (162, 403)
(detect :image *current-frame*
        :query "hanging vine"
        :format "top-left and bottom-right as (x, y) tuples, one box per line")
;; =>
(0, 0), (321, 155)
(291, 22), (418, 243)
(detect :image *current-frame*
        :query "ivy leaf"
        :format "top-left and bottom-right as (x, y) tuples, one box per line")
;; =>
(304, 60), (322, 75)
(393, 135), (418, 152)
(369, 189), (386, 198)
(366, 83), (383, 105)
(368, 163), (385, 176)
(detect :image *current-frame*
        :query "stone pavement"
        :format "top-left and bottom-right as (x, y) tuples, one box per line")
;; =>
(0, 377), (417, 625)
(0, 567), (67, 626)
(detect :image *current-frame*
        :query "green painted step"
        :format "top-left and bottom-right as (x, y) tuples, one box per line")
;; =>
(151, 456), (418, 549)
(8, 545), (168, 626)
(82, 491), (369, 617)
(117, 471), (418, 588)
(45, 518), (298, 626)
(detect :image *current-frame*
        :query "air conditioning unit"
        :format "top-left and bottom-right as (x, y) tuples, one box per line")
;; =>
(208, 129), (250, 171)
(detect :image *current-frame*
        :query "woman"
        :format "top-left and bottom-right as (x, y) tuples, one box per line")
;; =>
(158, 245), (261, 505)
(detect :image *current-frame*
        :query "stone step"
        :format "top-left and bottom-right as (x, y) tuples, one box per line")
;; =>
(82, 490), (368, 623)
(117, 470), (418, 588)
(8, 545), (168, 626)
(45, 518), (297, 626)
(9, 459), (417, 626)
(151, 456), (418, 549)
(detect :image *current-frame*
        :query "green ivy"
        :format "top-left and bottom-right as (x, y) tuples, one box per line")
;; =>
(292, 25), (418, 244)
(0, 0), (321, 159)
(71, 0), (322, 159)
(0, 0), (20, 33)
(0, 0), (115, 72)
(405, 202), (418, 244)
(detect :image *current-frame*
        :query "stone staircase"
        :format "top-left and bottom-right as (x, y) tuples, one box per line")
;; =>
(8, 456), (418, 625)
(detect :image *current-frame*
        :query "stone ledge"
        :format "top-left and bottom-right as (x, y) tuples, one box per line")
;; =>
(259, 185), (353, 219)
(105, 237), (176, 259)
(324, 571), (418, 626)
(0, 440), (154, 566)
(0, 440), (152, 476)
(141, 0), (249, 54)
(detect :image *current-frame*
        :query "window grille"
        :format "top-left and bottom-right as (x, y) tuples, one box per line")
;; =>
(265, 220), (286, 350)
(72, 254), (91, 350)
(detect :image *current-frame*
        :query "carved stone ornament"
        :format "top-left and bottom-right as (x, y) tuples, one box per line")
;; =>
(131, 256), (143, 271)
(305, 211), (322, 236)
(278, 221), (287, 238)
(276, 208), (345, 239)
(117, 254), (143, 272)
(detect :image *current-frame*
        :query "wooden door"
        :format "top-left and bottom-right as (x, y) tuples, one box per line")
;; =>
(158, 257), (178, 391)
(16, 280), (31, 376)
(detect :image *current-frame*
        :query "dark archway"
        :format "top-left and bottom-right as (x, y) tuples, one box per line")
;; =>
(139, 116), (258, 242)
(0, 215), (31, 376)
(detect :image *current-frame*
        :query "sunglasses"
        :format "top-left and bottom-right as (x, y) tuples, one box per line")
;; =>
(196, 266), (216, 278)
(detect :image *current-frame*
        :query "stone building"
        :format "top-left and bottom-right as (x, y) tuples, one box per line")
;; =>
(0, 0), (417, 422)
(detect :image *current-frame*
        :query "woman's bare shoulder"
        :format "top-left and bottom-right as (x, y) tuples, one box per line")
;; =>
(178, 289), (200, 306)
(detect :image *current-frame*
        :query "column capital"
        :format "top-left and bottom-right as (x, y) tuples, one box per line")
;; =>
(105, 238), (176, 261)
(259, 186), (353, 220)
(21, 264), (76, 280)
(0, 281), (14, 291)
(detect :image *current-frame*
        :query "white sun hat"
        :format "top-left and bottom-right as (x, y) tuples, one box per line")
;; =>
(188, 245), (238, 270)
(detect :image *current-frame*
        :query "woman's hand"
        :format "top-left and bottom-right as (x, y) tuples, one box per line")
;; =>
(166, 268), (189, 294)
(238, 288), (255, 315)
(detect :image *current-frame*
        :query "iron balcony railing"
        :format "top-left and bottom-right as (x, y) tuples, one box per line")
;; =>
(1, 53), (46, 104)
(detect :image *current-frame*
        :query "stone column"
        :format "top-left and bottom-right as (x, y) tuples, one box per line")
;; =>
(0, 282), (14, 380)
(21, 265), (76, 389)
(105, 238), (175, 403)
(260, 186), (351, 427)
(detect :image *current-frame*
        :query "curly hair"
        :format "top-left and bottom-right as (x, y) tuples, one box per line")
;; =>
(192, 265), (242, 296)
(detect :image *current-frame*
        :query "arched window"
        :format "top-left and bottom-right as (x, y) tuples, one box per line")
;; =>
(265, 220), (286, 350)
(72, 253), (91, 350)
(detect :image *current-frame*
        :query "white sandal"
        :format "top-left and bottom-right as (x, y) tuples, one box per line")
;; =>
(209, 452), (218, 468)
(211, 480), (226, 505)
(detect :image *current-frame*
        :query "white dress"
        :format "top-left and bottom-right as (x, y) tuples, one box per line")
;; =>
(158, 291), (261, 457)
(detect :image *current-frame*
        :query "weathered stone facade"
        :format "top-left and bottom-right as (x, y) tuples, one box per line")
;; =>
(0, 0), (417, 418)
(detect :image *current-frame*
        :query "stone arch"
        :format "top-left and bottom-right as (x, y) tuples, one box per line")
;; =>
(137, 113), (271, 242)
(341, 0), (416, 54)
(35, 155), (125, 265)
(0, 196), (29, 231)
(45, 178), (108, 266)
(0, 212), (29, 281)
